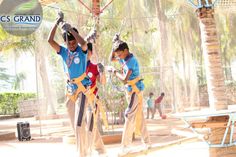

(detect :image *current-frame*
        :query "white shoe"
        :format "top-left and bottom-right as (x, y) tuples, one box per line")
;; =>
(118, 146), (131, 156)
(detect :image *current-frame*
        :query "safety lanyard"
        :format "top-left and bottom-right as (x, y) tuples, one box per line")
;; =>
(66, 50), (77, 68)
(121, 53), (132, 74)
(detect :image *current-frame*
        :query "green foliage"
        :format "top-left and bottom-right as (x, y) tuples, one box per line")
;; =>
(0, 26), (35, 52)
(0, 92), (36, 115)
(226, 81), (236, 90)
(13, 72), (26, 90)
(0, 67), (11, 82)
(0, 57), (13, 90)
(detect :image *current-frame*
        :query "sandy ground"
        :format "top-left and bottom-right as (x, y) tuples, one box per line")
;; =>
(0, 113), (210, 157)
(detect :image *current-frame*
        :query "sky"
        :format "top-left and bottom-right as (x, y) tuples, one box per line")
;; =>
(0, 52), (37, 92)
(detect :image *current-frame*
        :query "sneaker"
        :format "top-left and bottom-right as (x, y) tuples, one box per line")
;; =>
(118, 146), (131, 156)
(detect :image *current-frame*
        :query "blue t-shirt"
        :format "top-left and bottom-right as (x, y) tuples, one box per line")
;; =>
(147, 98), (154, 108)
(119, 53), (144, 92)
(58, 45), (91, 87)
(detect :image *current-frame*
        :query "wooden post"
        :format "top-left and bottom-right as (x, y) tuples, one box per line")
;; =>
(92, 0), (100, 17)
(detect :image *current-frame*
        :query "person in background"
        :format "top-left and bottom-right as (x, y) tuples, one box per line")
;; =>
(146, 92), (154, 119)
(154, 92), (165, 119)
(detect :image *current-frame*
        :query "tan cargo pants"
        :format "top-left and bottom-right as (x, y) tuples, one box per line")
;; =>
(87, 101), (106, 154)
(121, 91), (150, 146)
(66, 92), (89, 157)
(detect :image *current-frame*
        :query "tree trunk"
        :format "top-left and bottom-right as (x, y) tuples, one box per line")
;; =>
(35, 41), (56, 115)
(197, 5), (227, 110)
(197, 1), (236, 156)
(37, 50), (56, 115)
(156, 0), (174, 112)
(155, 0), (167, 93)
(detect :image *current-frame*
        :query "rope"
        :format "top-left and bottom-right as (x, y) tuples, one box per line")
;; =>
(128, 0), (134, 47)
(106, 0), (132, 93)
(108, 74), (125, 92)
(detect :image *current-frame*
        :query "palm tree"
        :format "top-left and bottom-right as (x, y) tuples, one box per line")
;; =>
(197, 0), (227, 110)
(155, 0), (168, 94)
(13, 72), (26, 90)
(1, 26), (57, 114)
(1, 26), (35, 91)
(196, 1), (236, 156)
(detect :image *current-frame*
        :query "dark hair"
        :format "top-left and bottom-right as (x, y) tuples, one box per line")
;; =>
(149, 92), (154, 97)
(62, 27), (78, 42)
(161, 92), (165, 96)
(87, 42), (92, 51)
(112, 41), (129, 52)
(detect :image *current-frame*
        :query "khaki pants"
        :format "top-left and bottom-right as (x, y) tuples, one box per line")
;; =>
(87, 102), (106, 154)
(122, 91), (150, 147)
(66, 92), (89, 157)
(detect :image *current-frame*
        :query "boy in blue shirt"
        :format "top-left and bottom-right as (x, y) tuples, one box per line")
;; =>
(146, 92), (154, 119)
(109, 34), (150, 155)
(48, 16), (90, 156)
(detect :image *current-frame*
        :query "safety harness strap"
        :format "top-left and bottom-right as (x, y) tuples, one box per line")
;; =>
(66, 73), (87, 102)
(87, 85), (109, 130)
(126, 77), (144, 135)
(126, 77), (141, 95)
(67, 76), (108, 130)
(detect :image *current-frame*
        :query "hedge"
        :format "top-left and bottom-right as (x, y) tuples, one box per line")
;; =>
(0, 92), (36, 115)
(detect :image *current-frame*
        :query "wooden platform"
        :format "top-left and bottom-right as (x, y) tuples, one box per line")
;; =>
(172, 109), (236, 148)
(191, 121), (229, 128)
(0, 131), (16, 141)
